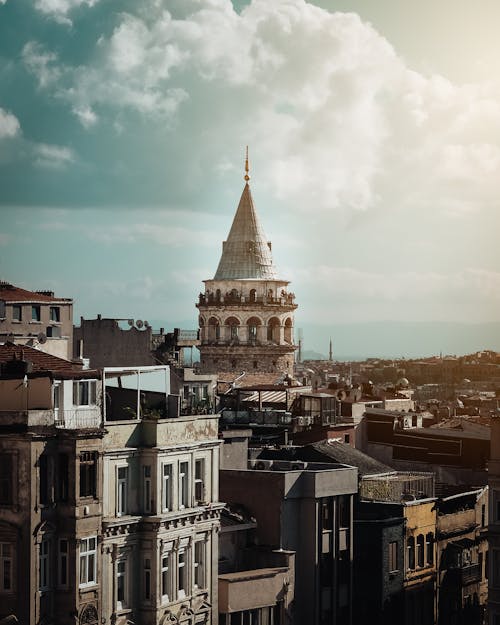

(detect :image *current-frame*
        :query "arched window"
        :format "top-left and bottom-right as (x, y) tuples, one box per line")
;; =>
(247, 317), (261, 342)
(407, 536), (415, 570)
(267, 318), (280, 342)
(249, 289), (257, 303)
(215, 289), (221, 303)
(284, 317), (293, 343)
(225, 317), (240, 341)
(208, 317), (219, 342)
(416, 534), (424, 567)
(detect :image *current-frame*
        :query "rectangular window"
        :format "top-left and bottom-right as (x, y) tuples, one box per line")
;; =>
(162, 464), (173, 512)
(117, 466), (128, 516)
(178, 549), (186, 598)
(425, 533), (434, 565)
(194, 459), (205, 505)
(417, 535), (425, 568)
(50, 306), (60, 322)
(40, 538), (50, 590)
(32, 305), (41, 322)
(388, 541), (398, 572)
(117, 560), (127, 610)
(144, 557), (151, 601)
(179, 461), (189, 509)
(79, 451), (97, 498)
(58, 454), (68, 501)
(161, 553), (170, 602)
(0, 455), (12, 505)
(194, 541), (205, 589)
(53, 382), (61, 410)
(73, 380), (97, 406)
(12, 305), (21, 321)
(58, 539), (69, 587)
(79, 537), (97, 587)
(39, 454), (50, 505)
(143, 465), (152, 514)
(0, 543), (13, 592)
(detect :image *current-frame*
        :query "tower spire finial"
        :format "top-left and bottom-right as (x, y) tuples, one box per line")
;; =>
(244, 146), (250, 182)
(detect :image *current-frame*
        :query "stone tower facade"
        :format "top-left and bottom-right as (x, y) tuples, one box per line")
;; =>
(197, 158), (297, 376)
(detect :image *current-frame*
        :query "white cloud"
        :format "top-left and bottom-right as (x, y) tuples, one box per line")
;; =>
(34, 143), (75, 168)
(0, 107), (20, 138)
(33, 0), (99, 25)
(21, 0), (500, 220)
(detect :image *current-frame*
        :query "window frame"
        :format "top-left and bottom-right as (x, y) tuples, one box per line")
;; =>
(39, 538), (51, 591)
(143, 556), (151, 601)
(116, 465), (128, 517)
(178, 548), (187, 599)
(79, 536), (97, 588)
(162, 463), (173, 512)
(0, 543), (13, 593)
(49, 306), (60, 322)
(161, 552), (171, 603)
(79, 451), (97, 499)
(116, 558), (128, 610)
(179, 461), (189, 510)
(58, 538), (69, 588)
(388, 541), (398, 573)
(73, 380), (97, 407)
(12, 304), (22, 322)
(143, 465), (152, 514)
(31, 305), (41, 322)
(194, 458), (205, 505)
(194, 540), (205, 590)
(0, 454), (13, 506)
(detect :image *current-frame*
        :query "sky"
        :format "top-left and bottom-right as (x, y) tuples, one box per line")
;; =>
(1, 0), (500, 357)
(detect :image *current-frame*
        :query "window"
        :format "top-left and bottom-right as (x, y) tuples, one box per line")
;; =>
(39, 454), (51, 505)
(178, 549), (186, 598)
(162, 464), (173, 512)
(425, 533), (434, 565)
(79, 537), (97, 587)
(416, 535), (425, 568)
(117, 466), (128, 516)
(161, 553), (171, 602)
(179, 462), (189, 509)
(143, 465), (152, 514)
(73, 380), (97, 406)
(0, 543), (13, 592)
(50, 306), (60, 322)
(194, 459), (205, 505)
(194, 541), (205, 589)
(79, 451), (97, 498)
(388, 541), (398, 572)
(53, 383), (61, 410)
(144, 557), (151, 600)
(407, 536), (415, 570)
(248, 324), (257, 341)
(58, 539), (69, 587)
(32, 305), (41, 322)
(117, 560), (127, 610)
(0, 455), (13, 505)
(40, 538), (50, 590)
(56, 454), (68, 502)
(12, 305), (21, 321)
(230, 325), (238, 340)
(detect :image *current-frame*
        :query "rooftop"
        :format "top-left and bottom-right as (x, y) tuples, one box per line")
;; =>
(0, 342), (82, 373)
(0, 281), (72, 303)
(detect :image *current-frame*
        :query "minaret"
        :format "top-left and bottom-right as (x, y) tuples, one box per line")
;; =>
(329, 338), (333, 362)
(196, 150), (298, 376)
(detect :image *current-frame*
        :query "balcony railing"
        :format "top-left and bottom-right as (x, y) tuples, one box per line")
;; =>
(197, 293), (296, 307)
(55, 408), (101, 429)
(460, 563), (481, 585)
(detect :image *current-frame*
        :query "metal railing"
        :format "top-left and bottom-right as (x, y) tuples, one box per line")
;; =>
(55, 408), (101, 429)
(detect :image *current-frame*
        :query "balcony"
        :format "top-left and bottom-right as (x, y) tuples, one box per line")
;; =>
(55, 408), (101, 429)
(460, 563), (481, 585)
(219, 567), (290, 614)
(197, 293), (297, 308)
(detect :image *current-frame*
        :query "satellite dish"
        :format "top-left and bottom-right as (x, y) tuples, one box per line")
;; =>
(37, 332), (47, 344)
(337, 389), (347, 401)
(136, 320), (144, 329)
(144, 320), (150, 328)
(127, 319), (134, 327)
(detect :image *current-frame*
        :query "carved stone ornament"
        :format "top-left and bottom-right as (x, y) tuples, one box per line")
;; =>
(80, 603), (99, 624)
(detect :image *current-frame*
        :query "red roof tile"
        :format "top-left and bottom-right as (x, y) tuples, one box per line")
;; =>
(0, 282), (72, 303)
(0, 342), (80, 372)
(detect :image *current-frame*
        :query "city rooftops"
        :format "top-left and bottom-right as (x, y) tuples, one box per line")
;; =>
(0, 281), (72, 303)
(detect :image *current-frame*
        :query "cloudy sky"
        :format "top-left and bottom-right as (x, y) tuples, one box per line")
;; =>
(1, 0), (499, 356)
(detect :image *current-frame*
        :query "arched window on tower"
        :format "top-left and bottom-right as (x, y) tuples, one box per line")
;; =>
(267, 317), (280, 343)
(284, 317), (293, 343)
(247, 317), (261, 343)
(249, 289), (257, 303)
(208, 317), (219, 342)
(225, 317), (240, 341)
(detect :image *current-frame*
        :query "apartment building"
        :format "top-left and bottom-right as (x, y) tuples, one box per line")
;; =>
(0, 343), (222, 625)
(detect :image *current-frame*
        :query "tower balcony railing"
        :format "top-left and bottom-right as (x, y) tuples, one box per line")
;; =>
(197, 293), (296, 307)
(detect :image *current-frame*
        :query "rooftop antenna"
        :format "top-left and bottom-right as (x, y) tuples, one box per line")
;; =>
(244, 146), (250, 182)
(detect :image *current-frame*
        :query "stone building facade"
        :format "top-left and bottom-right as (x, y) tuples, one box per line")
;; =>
(197, 160), (297, 377)
(0, 344), (222, 625)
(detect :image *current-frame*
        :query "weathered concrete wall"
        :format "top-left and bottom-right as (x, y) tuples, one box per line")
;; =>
(0, 376), (52, 410)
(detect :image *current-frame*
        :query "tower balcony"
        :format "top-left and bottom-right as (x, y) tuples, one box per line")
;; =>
(197, 292), (297, 308)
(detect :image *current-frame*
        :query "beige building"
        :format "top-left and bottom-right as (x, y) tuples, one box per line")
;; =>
(197, 157), (297, 378)
(0, 281), (73, 360)
(0, 344), (222, 625)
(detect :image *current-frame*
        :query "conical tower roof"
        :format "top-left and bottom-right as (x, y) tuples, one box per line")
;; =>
(214, 177), (277, 280)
